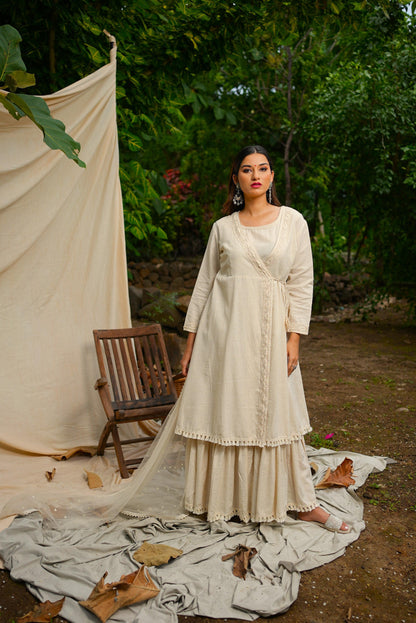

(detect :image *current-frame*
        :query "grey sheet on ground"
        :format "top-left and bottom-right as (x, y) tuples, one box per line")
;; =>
(0, 448), (388, 623)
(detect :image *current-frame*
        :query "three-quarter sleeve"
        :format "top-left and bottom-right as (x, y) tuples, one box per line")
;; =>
(183, 222), (220, 333)
(286, 217), (314, 335)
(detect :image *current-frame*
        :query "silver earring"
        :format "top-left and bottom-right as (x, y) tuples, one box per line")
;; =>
(233, 184), (244, 207)
(268, 184), (273, 203)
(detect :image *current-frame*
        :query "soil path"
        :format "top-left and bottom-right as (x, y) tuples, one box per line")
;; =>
(1, 313), (415, 623)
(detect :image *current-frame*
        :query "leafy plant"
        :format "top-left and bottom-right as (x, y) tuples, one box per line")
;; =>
(306, 432), (335, 449)
(311, 231), (347, 312)
(0, 25), (85, 166)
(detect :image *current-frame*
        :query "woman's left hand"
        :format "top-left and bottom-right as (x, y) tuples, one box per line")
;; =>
(287, 332), (300, 376)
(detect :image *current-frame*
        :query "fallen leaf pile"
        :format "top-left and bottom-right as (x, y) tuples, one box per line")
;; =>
(79, 567), (159, 622)
(222, 544), (257, 580)
(133, 541), (183, 566)
(315, 457), (355, 489)
(17, 597), (65, 622)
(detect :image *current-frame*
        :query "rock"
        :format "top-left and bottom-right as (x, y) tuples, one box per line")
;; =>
(149, 272), (159, 283)
(140, 267), (150, 278)
(172, 276), (185, 288)
(142, 287), (161, 307)
(128, 285), (143, 318)
(139, 292), (184, 330)
(184, 279), (196, 289)
(176, 294), (191, 314)
(128, 268), (140, 284)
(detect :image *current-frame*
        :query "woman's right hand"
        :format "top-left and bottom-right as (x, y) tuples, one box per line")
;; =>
(181, 332), (196, 376)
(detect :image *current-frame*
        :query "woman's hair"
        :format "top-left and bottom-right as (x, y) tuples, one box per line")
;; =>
(223, 145), (281, 214)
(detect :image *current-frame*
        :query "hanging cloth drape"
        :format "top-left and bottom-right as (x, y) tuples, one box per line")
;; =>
(0, 40), (131, 455)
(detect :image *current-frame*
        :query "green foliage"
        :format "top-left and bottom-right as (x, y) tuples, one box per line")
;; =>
(306, 432), (335, 449)
(0, 25), (85, 167)
(120, 159), (171, 259)
(308, 13), (416, 295)
(312, 231), (347, 311)
(1, 0), (415, 298)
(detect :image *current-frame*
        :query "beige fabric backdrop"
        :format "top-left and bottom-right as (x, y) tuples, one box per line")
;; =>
(0, 47), (131, 455)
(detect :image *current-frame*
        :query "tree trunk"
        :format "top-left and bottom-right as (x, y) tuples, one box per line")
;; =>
(49, 0), (58, 92)
(284, 130), (293, 205)
(284, 47), (293, 205)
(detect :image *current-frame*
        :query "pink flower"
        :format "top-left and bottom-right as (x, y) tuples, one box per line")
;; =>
(325, 433), (334, 440)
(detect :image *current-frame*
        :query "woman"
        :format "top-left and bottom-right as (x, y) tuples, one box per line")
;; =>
(175, 145), (349, 532)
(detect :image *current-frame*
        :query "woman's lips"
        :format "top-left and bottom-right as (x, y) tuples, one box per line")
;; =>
(251, 183), (261, 188)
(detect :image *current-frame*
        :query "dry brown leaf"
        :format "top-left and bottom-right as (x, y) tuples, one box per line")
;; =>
(45, 467), (56, 481)
(133, 541), (183, 566)
(222, 545), (257, 580)
(52, 446), (97, 461)
(315, 457), (355, 489)
(79, 567), (159, 622)
(17, 597), (65, 622)
(85, 471), (103, 489)
(310, 461), (319, 474)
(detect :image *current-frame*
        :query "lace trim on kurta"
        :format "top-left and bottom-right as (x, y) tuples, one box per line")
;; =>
(175, 425), (312, 447)
(232, 211), (291, 443)
(184, 502), (318, 524)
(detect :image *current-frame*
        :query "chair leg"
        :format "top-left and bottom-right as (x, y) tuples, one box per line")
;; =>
(111, 424), (130, 478)
(97, 421), (112, 456)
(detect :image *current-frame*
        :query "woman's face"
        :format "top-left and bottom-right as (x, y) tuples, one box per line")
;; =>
(233, 152), (274, 201)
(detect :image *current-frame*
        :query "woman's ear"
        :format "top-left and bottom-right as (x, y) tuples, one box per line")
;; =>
(232, 174), (238, 186)
(271, 170), (275, 183)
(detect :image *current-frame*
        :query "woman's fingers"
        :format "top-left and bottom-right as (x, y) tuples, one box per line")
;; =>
(287, 358), (298, 376)
(181, 354), (191, 376)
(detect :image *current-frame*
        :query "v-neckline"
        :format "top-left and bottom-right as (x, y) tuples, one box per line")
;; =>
(233, 207), (285, 272)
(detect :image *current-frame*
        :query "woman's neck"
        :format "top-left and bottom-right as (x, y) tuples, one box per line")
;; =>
(239, 201), (280, 226)
(242, 196), (270, 216)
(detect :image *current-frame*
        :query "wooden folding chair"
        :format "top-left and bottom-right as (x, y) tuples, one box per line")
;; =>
(93, 324), (177, 478)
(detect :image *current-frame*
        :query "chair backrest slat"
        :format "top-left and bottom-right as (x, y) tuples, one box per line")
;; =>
(111, 339), (129, 401)
(134, 336), (152, 398)
(102, 339), (120, 402)
(155, 328), (176, 397)
(118, 337), (136, 400)
(126, 337), (145, 400)
(149, 333), (167, 396)
(141, 335), (159, 397)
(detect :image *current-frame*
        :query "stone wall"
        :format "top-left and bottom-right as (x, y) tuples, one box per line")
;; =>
(128, 259), (368, 337)
(128, 258), (201, 291)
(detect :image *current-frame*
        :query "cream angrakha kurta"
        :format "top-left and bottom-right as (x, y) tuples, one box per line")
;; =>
(174, 206), (318, 522)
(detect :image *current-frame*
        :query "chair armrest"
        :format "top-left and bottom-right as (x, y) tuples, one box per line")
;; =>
(94, 377), (108, 390)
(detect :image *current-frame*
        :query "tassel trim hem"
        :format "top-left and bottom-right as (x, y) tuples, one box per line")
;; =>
(175, 425), (312, 447)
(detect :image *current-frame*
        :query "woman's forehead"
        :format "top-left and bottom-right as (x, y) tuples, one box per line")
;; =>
(239, 153), (269, 168)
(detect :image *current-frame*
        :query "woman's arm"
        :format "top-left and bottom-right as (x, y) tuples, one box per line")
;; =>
(181, 332), (196, 376)
(286, 217), (314, 335)
(183, 222), (220, 333)
(287, 332), (300, 376)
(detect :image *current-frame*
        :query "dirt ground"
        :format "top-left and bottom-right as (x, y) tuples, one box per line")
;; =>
(1, 302), (415, 623)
